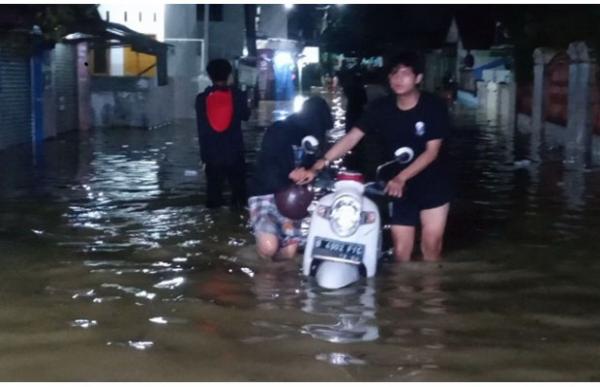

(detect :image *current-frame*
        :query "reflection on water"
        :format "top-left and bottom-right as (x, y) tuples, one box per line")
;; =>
(1, 99), (600, 381)
(302, 283), (380, 344)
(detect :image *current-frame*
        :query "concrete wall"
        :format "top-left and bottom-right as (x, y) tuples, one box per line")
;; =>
(197, 4), (245, 61)
(90, 75), (174, 129)
(258, 5), (288, 40)
(165, 4), (202, 120)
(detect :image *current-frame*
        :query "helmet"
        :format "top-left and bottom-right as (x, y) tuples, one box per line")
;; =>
(274, 184), (314, 220)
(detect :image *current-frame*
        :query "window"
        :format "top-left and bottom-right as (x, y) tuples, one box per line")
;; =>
(196, 5), (224, 22)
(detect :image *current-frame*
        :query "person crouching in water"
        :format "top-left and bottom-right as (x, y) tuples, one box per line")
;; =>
(195, 59), (251, 209)
(248, 97), (333, 260)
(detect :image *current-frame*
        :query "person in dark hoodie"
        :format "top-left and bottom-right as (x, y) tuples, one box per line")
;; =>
(248, 96), (333, 260)
(195, 58), (251, 209)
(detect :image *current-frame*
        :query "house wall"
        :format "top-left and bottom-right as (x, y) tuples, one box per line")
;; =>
(258, 5), (288, 40)
(97, 4), (165, 77)
(165, 4), (203, 120)
(90, 76), (174, 129)
(197, 5), (245, 61)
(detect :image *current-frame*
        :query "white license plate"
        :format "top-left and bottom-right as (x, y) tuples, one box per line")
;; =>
(312, 237), (365, 264)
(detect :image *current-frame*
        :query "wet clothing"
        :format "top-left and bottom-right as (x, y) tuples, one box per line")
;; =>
(248, 100), (332, 197)
(248, 97), (333, 242)
(356, 92), (454, 226)
(248, 117), (317, 197)
(205, 158), (246, 209)
(390, 188), (450, 226)
(195, 85), (250, 208)
(195, 85), (250, 165)
(248, 194), (304, 247)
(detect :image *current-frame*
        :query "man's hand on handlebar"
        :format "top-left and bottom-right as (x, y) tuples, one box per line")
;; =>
(384, 176), (406, 198)
(289, 167), (317, 185)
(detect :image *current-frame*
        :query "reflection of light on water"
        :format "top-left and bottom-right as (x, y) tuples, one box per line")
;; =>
(315, 352), (366, 366)
(153, 276), (185, 289)
(149, 316), (168, 325)
(100, 283), (156, 300)
(70, 319), (98, 329)
(301, 284), (379, 343)
(127, 341), (154, 350)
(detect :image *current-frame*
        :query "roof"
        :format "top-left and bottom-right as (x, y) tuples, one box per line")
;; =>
(0, 5), (167, 56)
(66, 21), (169, 56)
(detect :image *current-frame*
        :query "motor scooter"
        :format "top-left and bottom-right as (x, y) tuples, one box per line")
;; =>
(302, 147), (415, 289)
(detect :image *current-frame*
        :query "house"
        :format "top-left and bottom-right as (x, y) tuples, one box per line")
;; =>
(0, 5), (105, 150)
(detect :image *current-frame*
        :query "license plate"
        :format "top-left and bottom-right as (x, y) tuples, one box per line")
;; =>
(312, 237), (365, 264)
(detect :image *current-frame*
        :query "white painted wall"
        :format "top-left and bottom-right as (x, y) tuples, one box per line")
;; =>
(109, 47), (124, 76)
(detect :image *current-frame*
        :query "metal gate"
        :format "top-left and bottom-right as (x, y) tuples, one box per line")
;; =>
(52, 43), (79, 134)
(0, 42), (32, 150)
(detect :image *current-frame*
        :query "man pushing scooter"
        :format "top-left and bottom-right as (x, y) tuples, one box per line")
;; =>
(292, 51), (454, 262)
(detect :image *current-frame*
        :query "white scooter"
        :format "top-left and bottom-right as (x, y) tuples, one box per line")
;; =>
(302, 147), (415, 289)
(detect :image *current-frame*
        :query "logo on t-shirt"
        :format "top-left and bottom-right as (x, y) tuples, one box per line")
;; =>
(415, 121), (426, 136)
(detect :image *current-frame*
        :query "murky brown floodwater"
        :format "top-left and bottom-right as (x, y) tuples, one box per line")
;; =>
(1, 95), (600, 381)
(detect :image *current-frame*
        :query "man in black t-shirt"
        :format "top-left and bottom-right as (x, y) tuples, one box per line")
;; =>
(291, 52), (453, 262)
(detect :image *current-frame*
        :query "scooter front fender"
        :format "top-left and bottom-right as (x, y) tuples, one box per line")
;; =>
(315, 260), (361, 289)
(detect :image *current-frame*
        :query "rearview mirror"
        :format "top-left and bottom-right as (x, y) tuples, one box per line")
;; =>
(301, 135), (319, 154)
(394, 147), (414, 164)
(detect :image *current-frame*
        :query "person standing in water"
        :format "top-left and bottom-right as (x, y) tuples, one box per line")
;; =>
(195, 59), (251, 209)
(293, 52), (454, 262)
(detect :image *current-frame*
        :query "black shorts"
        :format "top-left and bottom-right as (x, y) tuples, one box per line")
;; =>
(389, 181), (453, 227)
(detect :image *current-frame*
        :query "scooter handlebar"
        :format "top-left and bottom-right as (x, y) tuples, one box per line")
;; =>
(364, 182), (387, 197)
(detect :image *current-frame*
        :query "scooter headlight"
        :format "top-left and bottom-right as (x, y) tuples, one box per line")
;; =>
(329, 195), (362, 237)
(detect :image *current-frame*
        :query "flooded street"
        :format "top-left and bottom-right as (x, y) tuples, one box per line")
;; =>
(1, 99), (600, 381)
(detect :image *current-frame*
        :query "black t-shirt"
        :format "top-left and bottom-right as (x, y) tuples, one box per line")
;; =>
(355, 92), (452, 193)
(195, 86), (250, 165)
(248, 118), (318, 197)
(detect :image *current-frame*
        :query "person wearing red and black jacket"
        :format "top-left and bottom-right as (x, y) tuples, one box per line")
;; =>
(195, 59), (251, 209)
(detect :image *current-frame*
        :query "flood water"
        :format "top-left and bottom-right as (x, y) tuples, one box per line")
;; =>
(1, 96), (600, 381)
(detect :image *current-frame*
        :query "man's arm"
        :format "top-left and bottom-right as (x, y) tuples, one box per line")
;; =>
(317, 127), (365, 170)
(397, 139), (442, 181)
(384, 139), (442, 197)
(289, 127), (365, 184)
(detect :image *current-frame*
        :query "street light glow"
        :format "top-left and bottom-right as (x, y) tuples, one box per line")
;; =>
(284, 3), (294, 11)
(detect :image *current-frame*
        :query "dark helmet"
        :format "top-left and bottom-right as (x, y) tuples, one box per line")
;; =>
(274, 184), (314, 220)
